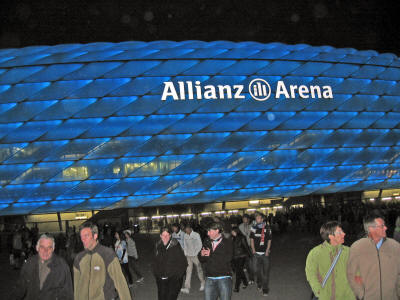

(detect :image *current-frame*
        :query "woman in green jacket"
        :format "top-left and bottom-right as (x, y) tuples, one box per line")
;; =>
(305, 221), (355, 300)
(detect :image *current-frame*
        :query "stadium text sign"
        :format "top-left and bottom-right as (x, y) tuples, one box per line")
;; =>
(161, 78), (333, 101)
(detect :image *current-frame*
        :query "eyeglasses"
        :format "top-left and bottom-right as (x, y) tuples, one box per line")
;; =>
(334, 230), (344, 235)
(373, 224), (386, 229)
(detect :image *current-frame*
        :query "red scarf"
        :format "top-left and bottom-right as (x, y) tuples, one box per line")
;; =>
(260, 223), (266, 246)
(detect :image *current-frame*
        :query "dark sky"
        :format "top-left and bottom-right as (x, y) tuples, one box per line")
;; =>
(1, 0), (399, 55)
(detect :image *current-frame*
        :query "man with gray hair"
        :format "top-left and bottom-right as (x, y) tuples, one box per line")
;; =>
(347, 214), (400, 300)
(12, 233), (73, 300)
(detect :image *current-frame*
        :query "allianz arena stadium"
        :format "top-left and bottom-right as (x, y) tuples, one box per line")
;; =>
(0, 40), (399, 217)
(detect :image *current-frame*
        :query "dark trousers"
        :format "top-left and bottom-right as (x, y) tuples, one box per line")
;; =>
(128, 256), (143, 283)
(156, 275), (183, 300)
(121, 262), (130, 283)
(244, 255), (254, 281)
(252, 254), (270, 291)
(232, 257), (248, 289)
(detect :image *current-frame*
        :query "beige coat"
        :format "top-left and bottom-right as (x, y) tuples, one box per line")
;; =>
(347, 237), (400, 300)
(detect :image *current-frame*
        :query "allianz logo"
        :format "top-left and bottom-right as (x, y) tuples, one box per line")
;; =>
(161, 78), (333, 101)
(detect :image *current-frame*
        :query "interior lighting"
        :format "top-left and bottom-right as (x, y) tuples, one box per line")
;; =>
(152, 215), (163, 219)
(181, 213), (193, 217)
(382, 197), (392, 201)
(246, 208), (256, 212)
(200, 212), (211, 216)
(167, 214), (179, 218)
(249, 200), (259, 205)
(138, 216), (148, 220)
(228, 210), (238, 213)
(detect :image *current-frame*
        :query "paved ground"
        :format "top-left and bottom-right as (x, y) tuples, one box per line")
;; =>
(0, 231), (320, 300)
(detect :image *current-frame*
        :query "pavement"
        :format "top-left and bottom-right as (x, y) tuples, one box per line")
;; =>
(0, 231), (320, 300)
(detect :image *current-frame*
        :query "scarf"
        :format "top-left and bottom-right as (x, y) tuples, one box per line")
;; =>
(260, 223), (266, 246)
(212, 236), (222, 251)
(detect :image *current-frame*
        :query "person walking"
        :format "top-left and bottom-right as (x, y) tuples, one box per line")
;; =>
(238, 214), (254, 284)
(180, 224), (205, 294)
(114, 231), (130, 285)
(12, 234), (73, 300)
(305, 221), (355, 300)
(231, 227), (252, 293)
(153, 226), (188, 300)
(12, 227), (24, 269)
(124, 230), (144, 285)
(250, 212), (272, 297)
(199, 222), (233, 300)
(73, 222), (131, 300)
(347, 214), (400, 300)
(171, 223), (185, 249)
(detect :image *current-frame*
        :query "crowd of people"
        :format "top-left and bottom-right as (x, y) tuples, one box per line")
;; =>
(153, 212), (272, 300)
(5, 201), (400, 300)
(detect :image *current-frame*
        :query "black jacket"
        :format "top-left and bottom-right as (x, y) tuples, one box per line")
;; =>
(13, 254), (73, 300)
(232, 234), (252, 259)
(153, 238), (188, 278)
(198, 236), (233, 277)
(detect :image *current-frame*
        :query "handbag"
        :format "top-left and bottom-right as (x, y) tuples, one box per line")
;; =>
(310, 246), (343, 300)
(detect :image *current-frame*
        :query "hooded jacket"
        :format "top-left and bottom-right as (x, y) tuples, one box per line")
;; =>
(305, 241), (355, 300)
(347, 237), (400, 300)
(73, 243), (131, 300)
(13, 254), (73, 300)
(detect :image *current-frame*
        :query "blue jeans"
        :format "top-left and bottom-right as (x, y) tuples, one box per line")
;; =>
(252, 254), (270, 291)
(204, 277), (232, 300)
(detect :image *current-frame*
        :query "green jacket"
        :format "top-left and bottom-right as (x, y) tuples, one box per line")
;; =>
(305, 241), (355, 300)
(73, 243), (131, 300)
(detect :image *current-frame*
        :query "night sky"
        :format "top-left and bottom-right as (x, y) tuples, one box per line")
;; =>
(1, 0), (399, 55)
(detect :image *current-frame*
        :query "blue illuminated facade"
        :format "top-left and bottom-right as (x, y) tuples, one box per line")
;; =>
(0, 41), (399, 215)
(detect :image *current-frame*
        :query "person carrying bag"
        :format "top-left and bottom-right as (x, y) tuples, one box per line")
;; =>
(306, 221), (356, 300)
(310, 247), (342, 300)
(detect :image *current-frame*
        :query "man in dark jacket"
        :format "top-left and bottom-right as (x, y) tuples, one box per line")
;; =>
(199, 222), (233, 300)
(12, 234), (73, 300)
(153, 226), (188, 300)
(250, 212), (272, 297)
